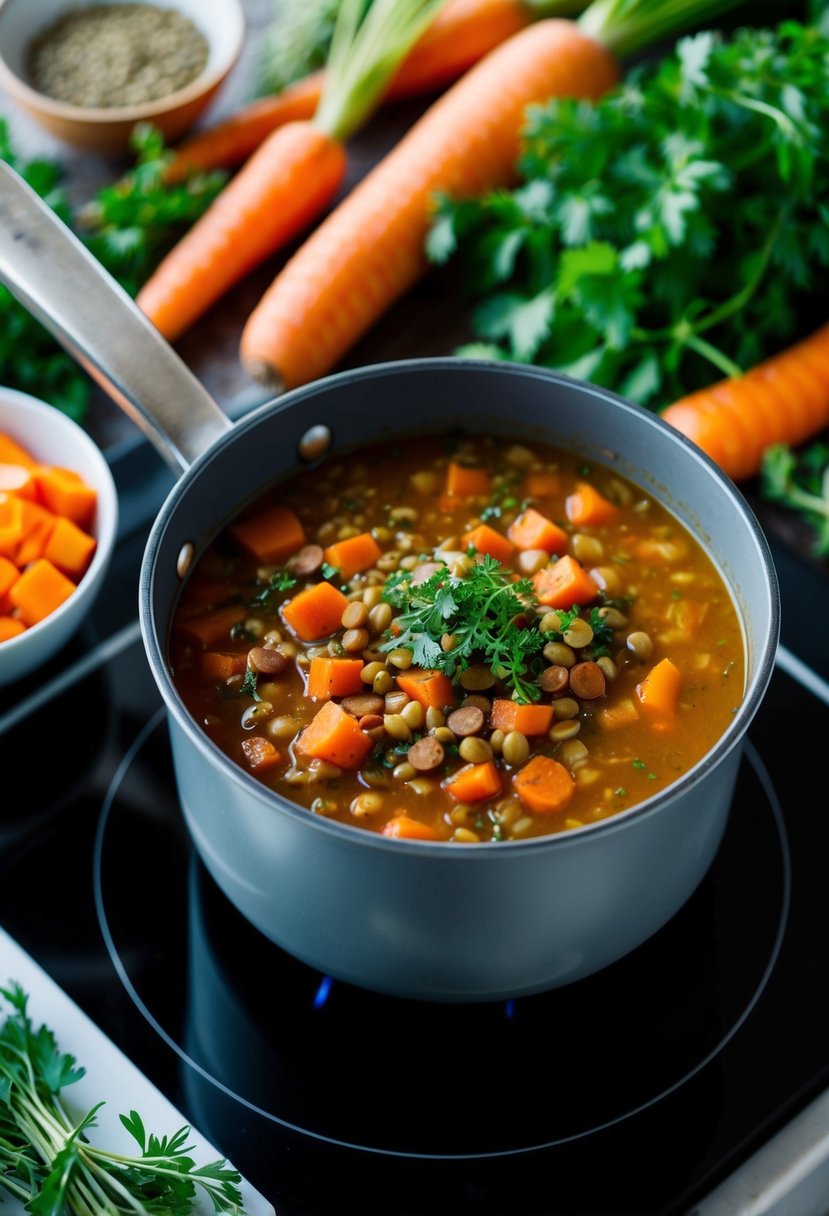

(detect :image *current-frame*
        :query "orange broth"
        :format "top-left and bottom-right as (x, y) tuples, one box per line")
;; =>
(169, 432), (744, 842)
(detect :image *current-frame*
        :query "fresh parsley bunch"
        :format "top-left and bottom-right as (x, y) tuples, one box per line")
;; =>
(0, 981), (245, 1215)
(427, 19), (829, 408)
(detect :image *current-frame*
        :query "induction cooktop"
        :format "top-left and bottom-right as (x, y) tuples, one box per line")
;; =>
(1, 432), (827, 1216)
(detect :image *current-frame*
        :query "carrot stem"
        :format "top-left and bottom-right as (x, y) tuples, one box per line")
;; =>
(578, 0), (747, 59)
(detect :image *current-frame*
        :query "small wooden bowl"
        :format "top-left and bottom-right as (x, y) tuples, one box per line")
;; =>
(0, 0), (245, 158)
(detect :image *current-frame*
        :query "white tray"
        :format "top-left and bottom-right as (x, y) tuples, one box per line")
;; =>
(0, 925), (275, 1216)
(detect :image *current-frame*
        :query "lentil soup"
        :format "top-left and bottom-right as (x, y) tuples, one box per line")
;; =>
(169, 432), (745, 843)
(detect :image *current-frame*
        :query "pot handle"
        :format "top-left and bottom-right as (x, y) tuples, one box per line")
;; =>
(0, 160), (231, 474)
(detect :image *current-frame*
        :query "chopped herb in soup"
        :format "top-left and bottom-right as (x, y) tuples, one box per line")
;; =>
(169, 432), (744, 842)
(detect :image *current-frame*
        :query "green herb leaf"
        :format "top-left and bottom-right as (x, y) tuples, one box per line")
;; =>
(428, 20), (829, 408)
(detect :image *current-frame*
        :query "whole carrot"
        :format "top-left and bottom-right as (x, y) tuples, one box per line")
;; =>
(239, 0), (746, 393)
(166, 0), (586, 182)
(239, 19), (618, 391)
(661, 323), (829, 482)
(136, 0), (448, 343)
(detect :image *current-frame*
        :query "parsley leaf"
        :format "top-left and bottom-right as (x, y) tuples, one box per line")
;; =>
(381, 555), (546, 703)
(430, 21), (829, 407)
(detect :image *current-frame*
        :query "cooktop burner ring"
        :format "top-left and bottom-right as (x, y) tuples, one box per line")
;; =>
(92, 714), (791, 1161)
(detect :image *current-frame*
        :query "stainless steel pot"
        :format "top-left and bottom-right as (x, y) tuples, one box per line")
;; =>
(0, 163), (780, 1002)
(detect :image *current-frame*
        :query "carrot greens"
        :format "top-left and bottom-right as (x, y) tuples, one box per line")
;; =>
(0, 981), (245, 1215)
(427, 17), (829, 408)
(761, 443), (829, 557)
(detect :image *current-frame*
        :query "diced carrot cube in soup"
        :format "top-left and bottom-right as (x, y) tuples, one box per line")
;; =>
(176, 604), (247, 649)
(533, 555), (599, 609)
(445, 462), (491, 497)
(523, 471), (560, 498)
(198, 651), (248, 680)
(307, 656), (366, 699)
(323, 531), (382, 578)
(444, 760), (502, 803)
(297, 700), (373, 768)
(490, 699), (554, 736)
(382, 814), (440, 841)
(282, 580), (350, 641)
(636, 657), (682, 719)
(565, 482), (619, 526)
(396, 668), (456, 710)
(507, 507), (568, 555)
(229, 505), (305, 563)
(513, 755), (575, 814)
(462, 524), (516, 565)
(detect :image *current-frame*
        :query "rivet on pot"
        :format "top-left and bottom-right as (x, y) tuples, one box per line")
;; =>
(298, 424), (332, 462)
(176, 541), (195, 580)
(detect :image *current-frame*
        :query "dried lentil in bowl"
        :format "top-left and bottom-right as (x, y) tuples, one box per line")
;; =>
(169, 432), (745, 844)
(27, 4), (209, 109)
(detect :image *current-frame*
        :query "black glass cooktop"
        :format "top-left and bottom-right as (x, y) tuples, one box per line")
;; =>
(1, 434), (827, 1216)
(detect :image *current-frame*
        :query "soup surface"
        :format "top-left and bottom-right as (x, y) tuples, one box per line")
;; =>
(169, 432), (744, 843)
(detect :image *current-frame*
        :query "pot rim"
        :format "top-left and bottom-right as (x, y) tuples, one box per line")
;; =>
(139, 356), (781, 855)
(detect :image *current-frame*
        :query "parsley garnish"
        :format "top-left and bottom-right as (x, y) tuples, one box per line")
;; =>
(321, 562), (340, 580)
(381, 555), (546, 703)
(251, 567), (297, 610)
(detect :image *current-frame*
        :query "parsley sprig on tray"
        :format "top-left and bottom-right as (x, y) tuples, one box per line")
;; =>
(0, 981), (246, 1215)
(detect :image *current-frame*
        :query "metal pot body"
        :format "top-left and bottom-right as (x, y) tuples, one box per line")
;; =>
(141, 359), (779, 1002)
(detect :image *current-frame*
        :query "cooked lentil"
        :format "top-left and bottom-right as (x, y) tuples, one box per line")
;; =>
(169, 432), (745, 843)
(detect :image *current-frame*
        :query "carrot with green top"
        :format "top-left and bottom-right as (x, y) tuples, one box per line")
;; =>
(136, 0), (449, 342)
(166, 0), (589, 181)
(240, 0), (742, 392)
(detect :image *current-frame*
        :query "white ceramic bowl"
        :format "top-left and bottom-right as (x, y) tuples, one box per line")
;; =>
(0, 387), (118, 686)
(0, 0), (246, 157)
